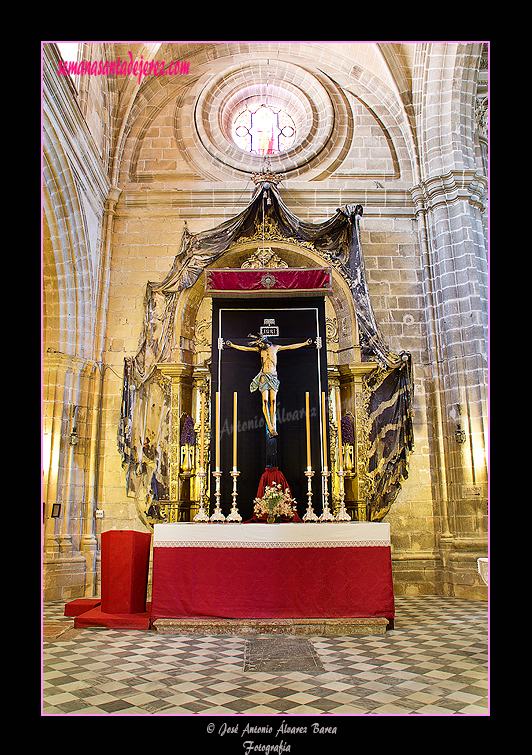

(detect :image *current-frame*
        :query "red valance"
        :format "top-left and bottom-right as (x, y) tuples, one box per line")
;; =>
(151, 544), (395, 622)
(205, 268), (332, 295)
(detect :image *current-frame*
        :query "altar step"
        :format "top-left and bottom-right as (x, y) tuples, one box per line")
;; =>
(152, 616), (389, 636)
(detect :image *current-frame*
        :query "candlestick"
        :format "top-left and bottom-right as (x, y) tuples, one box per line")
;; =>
(210, 391), (225, 522)
(321, 392), (327, 468)
(302, 467), (318, 521)
(305, 392), (311, 468)
(227, 468), (242, 521)
(336, 390), (343, 470)
(193, 391), (210, 521)
(320, 392), (334, 521)
(335, 468), (351, 521)
(210, 470), (225, 522)
(302, 392), (318, 522)
(233, 392), (237, 469)
(200, 392), (205, 464)
(319, 467), (334, 521)
(215, 391), (220, 470)
(193, 467), (210, 521)
(199, 392), (206, 498)
(334, 390), (350, 521)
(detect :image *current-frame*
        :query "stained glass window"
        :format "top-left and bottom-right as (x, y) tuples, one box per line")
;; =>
(233, 104), (296, 155)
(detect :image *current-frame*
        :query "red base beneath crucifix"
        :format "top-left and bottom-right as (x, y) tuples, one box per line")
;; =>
(251, 467), (302, 523)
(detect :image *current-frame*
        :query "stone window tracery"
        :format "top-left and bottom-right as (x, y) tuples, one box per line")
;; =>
(232, 103), (296, 155)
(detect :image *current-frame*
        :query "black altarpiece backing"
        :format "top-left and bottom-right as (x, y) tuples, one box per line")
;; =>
(211, 298), (328, 521)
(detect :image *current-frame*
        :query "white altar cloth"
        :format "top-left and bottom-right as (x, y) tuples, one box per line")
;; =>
(153, 521), (391, 548)
(151, 521), (394, 623)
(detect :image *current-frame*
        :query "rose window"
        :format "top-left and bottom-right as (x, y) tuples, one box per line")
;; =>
(232, 104), (296, 155)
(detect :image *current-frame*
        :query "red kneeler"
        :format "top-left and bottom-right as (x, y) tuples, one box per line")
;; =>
(100, 530), (151, 614)
(67, 530), (152, 629)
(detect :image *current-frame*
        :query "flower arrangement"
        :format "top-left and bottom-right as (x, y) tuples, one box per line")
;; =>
(253, 483), (298, 523)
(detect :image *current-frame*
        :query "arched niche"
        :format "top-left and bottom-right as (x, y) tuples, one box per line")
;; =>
(153, 237), (371, 525)
(171, 239), (361, 371)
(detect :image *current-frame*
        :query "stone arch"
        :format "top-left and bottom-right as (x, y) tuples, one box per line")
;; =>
(343, 63), (418, 184)
(42, 117), (93, 360)
(171, 239), (360, 370)
(117, 42), (418, 186)
(417, 42), (485, 179)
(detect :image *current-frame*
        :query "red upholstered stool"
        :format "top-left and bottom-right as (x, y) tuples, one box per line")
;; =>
(100, 530), (151, 615)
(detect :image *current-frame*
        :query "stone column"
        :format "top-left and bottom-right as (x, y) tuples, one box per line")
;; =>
(411, 170), (488, 597)
(42, 352), (98, 601)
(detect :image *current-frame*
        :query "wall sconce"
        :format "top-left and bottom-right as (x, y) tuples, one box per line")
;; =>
(69, 429), (79, 446)
(455, 424), (467, 444)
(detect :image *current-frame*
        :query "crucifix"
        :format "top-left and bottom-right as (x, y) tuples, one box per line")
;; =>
(224, 333), (313, 438)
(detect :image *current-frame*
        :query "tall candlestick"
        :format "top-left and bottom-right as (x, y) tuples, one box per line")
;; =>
(200, 392), (205, 465)
(305, 392), (311, 468)
(193, 390), (210, 522)
(321, 392), (328, 469)
(336, 390), (343, 470)
(319, 391), (334, 522)
(303, 392), (318, 522)
(215, 391), (220, 470)
(233, 392), (237, 469)
(227, 393), (241, 522)
(210, 391), (225, 522)
(334, 389), (350, 521)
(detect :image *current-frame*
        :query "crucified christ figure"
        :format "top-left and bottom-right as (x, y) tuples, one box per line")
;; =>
(224, 334), (313, 437)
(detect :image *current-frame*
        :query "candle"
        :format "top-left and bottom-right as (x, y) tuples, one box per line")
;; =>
(336, 390), (343, 470)
(321, 392), (328, 469)
(305, 392), (311, 468)
(233, 392), (237, 469)
(200, 392), (205, 467)
(215, 391), (220, 470)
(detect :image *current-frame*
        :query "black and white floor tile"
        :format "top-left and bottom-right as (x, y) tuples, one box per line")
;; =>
(42, 597), (488, 716)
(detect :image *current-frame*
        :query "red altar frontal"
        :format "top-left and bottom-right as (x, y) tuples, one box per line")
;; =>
(150, 522), (394, 626)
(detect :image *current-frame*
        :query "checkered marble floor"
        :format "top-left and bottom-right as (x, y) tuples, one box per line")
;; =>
(42, 597), (488, 716)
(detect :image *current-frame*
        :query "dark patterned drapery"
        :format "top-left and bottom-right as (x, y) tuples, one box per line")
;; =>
(118, 181), (414, 519)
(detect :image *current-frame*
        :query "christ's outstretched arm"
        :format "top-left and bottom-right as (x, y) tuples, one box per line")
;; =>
(277, 339), (313, 351)
(224, 341), (257, 352)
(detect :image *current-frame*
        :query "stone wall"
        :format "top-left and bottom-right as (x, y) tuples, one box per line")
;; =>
(42, 42), (488, 601)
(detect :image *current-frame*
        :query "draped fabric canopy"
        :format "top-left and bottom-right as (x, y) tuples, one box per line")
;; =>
(118, 181), (414, 520)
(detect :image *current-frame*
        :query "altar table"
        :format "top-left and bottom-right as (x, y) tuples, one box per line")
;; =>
(151, 523), (394, 625)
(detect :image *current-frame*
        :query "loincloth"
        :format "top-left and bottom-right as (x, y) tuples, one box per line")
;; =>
(250, 371), (280, 394)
